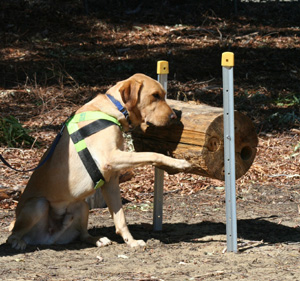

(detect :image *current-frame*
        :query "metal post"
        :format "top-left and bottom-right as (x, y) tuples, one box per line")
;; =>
(153, 61), (169, 231)
(222, 52), (238, 253)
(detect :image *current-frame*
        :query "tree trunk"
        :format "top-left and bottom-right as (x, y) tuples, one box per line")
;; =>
(131, 99), (258, 180)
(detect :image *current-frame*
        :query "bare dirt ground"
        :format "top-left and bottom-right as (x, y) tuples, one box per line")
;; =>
(1, 0), (300, 280)
(0, 181), (300, 280)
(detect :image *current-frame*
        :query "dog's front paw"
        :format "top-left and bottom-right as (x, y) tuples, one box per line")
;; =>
(157, 159), (192, 174)
(95, 237), (112, 247)
(175, 159), (192, 170)
(7, 235), (27, 250)
(128, 239), (146, 248)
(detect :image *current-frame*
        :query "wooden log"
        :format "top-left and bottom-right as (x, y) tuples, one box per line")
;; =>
(131, 99), (258, 180)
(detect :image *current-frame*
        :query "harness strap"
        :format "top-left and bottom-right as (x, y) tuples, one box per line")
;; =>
(77, 148), (105, 189)
(68, 111), (121, 126)
(70, 119), (118, 144)
(66, 111), (122, 189)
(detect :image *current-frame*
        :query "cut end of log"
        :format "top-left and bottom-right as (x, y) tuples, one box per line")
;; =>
(202, 112), (258, 180)
(131, 100), (258, 181)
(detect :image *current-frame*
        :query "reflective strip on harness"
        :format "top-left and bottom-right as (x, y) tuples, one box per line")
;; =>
(66, 111), (122, 189)
(69, 111), (121, 127)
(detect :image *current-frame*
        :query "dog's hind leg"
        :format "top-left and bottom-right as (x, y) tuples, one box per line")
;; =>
(55, 201), (112, 247)
(7, 197), (49, 250)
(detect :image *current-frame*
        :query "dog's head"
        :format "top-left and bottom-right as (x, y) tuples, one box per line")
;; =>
(115, 73), (176, 131)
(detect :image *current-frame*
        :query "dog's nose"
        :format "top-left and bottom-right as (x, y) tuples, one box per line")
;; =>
(170, 112), (177, 120)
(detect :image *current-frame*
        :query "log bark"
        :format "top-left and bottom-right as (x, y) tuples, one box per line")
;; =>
(131, 99), (258, 180)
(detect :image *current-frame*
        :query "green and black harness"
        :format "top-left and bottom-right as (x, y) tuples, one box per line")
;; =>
(66, 94), (128, 189)
(66, 111), (121, 189)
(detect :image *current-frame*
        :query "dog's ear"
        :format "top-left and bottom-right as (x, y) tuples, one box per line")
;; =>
(119, 78), (142, 111)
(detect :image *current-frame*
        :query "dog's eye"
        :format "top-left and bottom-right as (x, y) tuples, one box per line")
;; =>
(153, 93), (160, 100)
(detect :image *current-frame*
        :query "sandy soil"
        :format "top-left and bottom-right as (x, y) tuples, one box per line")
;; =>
(1, 183), (299, 281)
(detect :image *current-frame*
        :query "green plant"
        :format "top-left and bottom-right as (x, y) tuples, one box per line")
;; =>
(275, 93), (300, 107)
(0, 116), (35, 148)
(268, 111), (300, 126)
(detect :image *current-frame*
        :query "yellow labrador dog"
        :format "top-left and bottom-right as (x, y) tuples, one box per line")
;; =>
(7, 73), (191, 250)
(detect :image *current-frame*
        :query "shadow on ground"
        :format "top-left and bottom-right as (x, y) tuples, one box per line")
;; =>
(1, 217), (299, 257)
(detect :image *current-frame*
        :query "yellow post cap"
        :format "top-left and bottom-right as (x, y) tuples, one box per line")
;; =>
(221, 52), (234, 67)
(157, 61), (169, 74)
